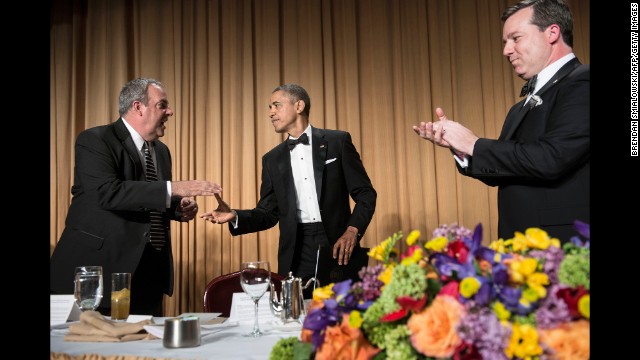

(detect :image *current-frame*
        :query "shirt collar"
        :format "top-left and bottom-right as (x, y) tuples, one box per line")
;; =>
(121, 117), (146, 151)
(289, 124), (313, 145)
(532, 53), (576, 94)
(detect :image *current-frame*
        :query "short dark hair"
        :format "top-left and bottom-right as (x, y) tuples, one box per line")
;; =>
(118, 78), (164, 116)
(501, 0), (573, 48)
(272, 84), (311, 117)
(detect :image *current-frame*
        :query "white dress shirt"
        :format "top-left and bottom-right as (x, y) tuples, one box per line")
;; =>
(121, 117), (171, 208)
(289, 125), (323, 223)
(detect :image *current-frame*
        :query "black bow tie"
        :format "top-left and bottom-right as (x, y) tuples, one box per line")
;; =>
(287, 133), (309, 150)
(519, 75), (538, 97)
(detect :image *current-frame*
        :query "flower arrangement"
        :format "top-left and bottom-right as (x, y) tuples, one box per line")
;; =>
(269, 221), (590, 360)
(529, 95), (543, 108)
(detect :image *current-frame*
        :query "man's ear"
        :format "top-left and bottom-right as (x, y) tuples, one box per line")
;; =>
(546, 24), (561, 44)
(296, 100), (306, 114)
(133, 100), (144, 115)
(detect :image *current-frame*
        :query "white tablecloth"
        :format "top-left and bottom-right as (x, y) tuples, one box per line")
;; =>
(51, 321), (302, 360)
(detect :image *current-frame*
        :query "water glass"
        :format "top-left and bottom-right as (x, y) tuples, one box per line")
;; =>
(74, 266), (103, 311)
(240, 261), (270, 337)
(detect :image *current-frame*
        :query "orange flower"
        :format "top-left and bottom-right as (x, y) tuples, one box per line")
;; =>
(538, 320), (590, 360)
(301, 300), (326, 343)
(315, 314), (380, 360)
(407, 295), (464, 358)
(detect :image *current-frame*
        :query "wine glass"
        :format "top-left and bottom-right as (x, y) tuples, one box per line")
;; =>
(240, 261), (271, 337)
(74, 266), (103, 311)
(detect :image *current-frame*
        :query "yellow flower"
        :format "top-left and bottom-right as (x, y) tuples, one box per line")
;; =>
(526, 272), (549, 298)
(505, 324), (543, 359)
(425, 236), (448, 251)
(378, 264), (394, 285)
(492, 301), (511, 321)
(488, 239), (507, 253)
(510, 258), (538, 283)
(348, 310), (363, 328)
(459, 277), (481, 298)
(406, 230), (420, 246)
(524, 228), (553, 250)
(518, 297), (532, 311)
(578, 294), (590, 319)
(506, 232), (528, 252)
(368, 242), (388, 262)
(368, 235), (399, 263)
(522, 288), (540, 303)
(401, 248), (423, 266)
(313, 283), (335, 301)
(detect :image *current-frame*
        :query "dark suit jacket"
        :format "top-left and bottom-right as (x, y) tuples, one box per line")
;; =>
(230, 127), (377, 276)
(50, 118), (181, 300)
(458, 58), (589, 242)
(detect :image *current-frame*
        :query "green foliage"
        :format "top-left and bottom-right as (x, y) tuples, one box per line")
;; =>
(269, 336), (301, 360)
(558, 248), (590, 290)
(293, 341), (314, 360)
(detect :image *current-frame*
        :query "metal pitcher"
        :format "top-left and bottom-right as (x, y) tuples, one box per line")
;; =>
(270, 272), (315, 323)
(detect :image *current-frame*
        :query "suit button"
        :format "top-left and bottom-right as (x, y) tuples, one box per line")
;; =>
(143, 231), (149, 237)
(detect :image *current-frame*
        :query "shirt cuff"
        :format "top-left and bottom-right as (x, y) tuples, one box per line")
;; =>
(231, 211), (239, 229)
(453, 153), (469, 168)
(166, 181), (172, 208)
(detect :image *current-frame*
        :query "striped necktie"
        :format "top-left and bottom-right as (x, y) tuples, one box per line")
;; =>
(143, 141), (165, 250)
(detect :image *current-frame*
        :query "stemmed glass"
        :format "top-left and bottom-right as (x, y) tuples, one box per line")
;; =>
(240, 261), (271, 337)
(74, 266), (103, 311)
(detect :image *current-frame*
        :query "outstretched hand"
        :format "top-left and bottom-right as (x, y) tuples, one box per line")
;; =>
(200, 193), (237, 224)
(172, 180), (222, 197)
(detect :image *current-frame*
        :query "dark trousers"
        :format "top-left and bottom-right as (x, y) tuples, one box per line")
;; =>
(95, 243), (166, 317)
(129, 243), (168, 317)
(291, 222), (330, 299)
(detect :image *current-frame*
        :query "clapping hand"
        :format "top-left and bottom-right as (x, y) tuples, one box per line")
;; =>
(412, 107), (479, 156)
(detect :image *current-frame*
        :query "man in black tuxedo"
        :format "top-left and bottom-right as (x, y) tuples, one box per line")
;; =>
(413, 0), (589, 243)
(201, 84), (376, 289)
(50, 78), (222, 316)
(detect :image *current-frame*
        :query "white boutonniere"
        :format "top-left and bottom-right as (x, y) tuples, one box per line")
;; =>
(529, 95), (543, 109)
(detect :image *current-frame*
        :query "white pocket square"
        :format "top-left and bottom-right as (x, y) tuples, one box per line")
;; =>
(325, 158), (337, 164)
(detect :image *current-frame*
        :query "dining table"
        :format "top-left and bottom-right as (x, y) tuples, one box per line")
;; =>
(50, 318), (303, 360)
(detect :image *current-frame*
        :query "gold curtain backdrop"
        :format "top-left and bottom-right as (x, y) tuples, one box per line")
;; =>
(50, 0), (590, 316)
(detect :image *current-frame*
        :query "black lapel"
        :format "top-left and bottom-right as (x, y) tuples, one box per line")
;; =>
(501, 58), (581, 140)
(311, 127), (328, 203)
(114, 118), (145, 180)
(275, 141), (296, 208)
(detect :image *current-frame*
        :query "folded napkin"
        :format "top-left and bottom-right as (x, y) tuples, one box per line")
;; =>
(65, 310), (157, 342)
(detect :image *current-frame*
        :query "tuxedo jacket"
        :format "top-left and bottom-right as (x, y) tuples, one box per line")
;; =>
(458, 58), (589, 242)
(230, 127), (377, 276)
(50, 118), (181, 298)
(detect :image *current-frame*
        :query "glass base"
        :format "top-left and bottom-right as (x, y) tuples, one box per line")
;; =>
(243, 328), (269, 337)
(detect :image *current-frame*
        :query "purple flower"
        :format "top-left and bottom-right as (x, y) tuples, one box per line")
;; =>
(353, 264), (385, 302)
(535, 284), (572, 329)
(492, 263), (509, 286)
(457, 303), (511, 360)
(529, 246), (564, 285)
(431, 253), (475, 279)
(573, 220), (590, 240)
(432, 222), (473, 240)
(303, 302), (341, 350)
